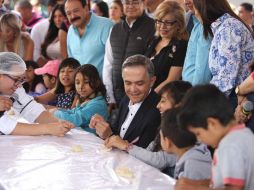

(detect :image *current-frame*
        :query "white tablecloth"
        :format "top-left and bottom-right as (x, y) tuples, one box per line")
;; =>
(0, 129), (175, 190)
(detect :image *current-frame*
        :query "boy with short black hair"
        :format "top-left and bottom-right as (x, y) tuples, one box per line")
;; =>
(175, 84), (254, 190)
(160, 108), (211, 180)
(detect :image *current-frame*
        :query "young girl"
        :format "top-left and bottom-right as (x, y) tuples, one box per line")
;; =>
(53, 64), (109, 133)
(104, 81), (192, 173)
(23, 61), (47, 96)
(35, 58), (80, 109)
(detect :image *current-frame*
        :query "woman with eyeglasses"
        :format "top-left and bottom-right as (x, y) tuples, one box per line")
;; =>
(145, 0), (188, 93)
(0, 52), (74, 136)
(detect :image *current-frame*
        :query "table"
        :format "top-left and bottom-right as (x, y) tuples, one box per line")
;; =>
(0, 129), (175, 190)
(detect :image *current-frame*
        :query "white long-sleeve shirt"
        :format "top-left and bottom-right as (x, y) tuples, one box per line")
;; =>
(0, 87), (45, 134)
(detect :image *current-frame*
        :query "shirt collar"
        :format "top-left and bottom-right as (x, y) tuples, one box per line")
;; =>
(125, 17), (137, 28)
(211, 13), (231, 34)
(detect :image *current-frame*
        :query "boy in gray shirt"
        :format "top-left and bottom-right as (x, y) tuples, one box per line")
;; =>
(176, 85), (254, 190)
(105, 108), (212, 180)
(160, 108), (211, 180)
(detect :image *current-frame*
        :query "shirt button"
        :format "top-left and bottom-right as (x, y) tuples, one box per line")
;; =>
(123, 128), (125, 130)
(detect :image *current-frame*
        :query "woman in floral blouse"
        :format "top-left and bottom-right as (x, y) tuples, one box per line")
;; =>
(193, 0), (254, 108)
(145, 0), (188, 93)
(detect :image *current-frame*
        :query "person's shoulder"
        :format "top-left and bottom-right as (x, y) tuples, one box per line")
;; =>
(224, 126), (254, 143)
(147, 91), (160, 102)
(174, 38), (188, 46)
(140, 14), (155, 27)
(67, 25), (76, 36)
(141, 91), (160, 112)
(186, 144), (212, 162)
(92, 14), (114, 27)
(21, 32), (31, 40)
(32, 19), (49, 29)
(218, 15), (247, 33)
(90, 96), (107, 104)
(68, 25), (75, 31)
(21, 32), (34, 46)
(142, 13), (154, 22)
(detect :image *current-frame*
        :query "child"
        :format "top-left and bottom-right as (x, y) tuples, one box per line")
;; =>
(35, 58), (80, 109)
(105, 81), (211, 180)
(53, 64), (109, 133)
(34, 59), (60, 91)
(23, 61), (46, 96)
(160, 108), (211, 180)
(175, 85), (254, 190)
(0, 52), (74, 136)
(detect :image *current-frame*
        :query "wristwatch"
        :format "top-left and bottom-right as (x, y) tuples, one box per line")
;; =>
(235, 85), (241, 95)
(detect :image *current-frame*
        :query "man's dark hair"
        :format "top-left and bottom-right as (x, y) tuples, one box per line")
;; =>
(240, 2), (253, 12)
(65, 0), (86, 7)
(161, 108), (197, 148)
(178, 84), (234, 130)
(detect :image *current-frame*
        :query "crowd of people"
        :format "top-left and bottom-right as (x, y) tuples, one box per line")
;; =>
(0, 0), (254, 189)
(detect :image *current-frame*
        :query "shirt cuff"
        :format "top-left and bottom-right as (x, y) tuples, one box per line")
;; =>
(0, 115), (18, 135)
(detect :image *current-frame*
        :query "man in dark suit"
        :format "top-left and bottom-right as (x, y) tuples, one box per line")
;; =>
(90, 54), (161, 148)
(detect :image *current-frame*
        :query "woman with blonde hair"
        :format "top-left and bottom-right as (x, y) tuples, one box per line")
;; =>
(0, 13), (34, 61)
(145, 0), (188, 93)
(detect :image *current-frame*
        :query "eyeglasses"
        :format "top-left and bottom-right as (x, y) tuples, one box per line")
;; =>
(4, 74), (25, 85)
(155, 19), (176, 27)
(122, 0), (141, 6)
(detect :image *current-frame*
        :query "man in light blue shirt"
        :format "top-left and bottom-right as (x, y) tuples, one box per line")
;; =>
(65, 0), (113, 76)
(182, 0), (212, 85)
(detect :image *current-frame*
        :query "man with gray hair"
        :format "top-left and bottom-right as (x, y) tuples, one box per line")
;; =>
(103, 0), (155, 107)
(90, 54), (161, 148)
(0, 52), (74, 136)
